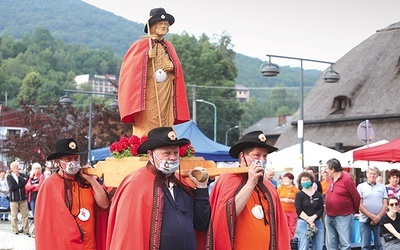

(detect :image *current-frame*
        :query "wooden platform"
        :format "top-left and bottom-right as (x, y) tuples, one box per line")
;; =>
(85, 156), (247, 187)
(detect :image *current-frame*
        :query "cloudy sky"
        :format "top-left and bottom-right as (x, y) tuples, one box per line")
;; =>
(82, 0), (400, 69)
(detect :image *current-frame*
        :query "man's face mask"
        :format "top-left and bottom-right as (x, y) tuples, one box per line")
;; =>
(152, 151), (180, 175)
(245, 154), (267, 169)
(60, 160), (81, 175)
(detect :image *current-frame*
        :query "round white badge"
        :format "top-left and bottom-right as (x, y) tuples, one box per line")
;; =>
(155, 69), (167, 83)
(77, 208), (90, 221)
(251, 205), (264, 220)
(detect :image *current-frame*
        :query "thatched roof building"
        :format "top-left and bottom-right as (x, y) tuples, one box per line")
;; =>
(275, 22), (400, 151)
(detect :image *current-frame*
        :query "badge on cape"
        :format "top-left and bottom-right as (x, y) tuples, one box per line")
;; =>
(77, 208), (90, 221)
(251, 205), (264, 220)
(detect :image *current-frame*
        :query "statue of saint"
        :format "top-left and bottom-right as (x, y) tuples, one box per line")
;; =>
(118, 8), (190, 137)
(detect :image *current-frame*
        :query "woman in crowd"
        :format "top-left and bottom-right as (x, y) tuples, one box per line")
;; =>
(295, 171), (324, 250)
(25, 162), (44, 216)
(320, 170), (329, 196)
(380, 196), (400, 249)
(277, 172), (299, 239)
(386, 169), (400, 199)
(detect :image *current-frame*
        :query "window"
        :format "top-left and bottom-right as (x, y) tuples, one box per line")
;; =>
(330, 96), (351, 114)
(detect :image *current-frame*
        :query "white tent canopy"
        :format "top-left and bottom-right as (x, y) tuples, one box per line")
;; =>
(267, 140), (343, 176)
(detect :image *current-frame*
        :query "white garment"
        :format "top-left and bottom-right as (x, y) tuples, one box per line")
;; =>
(0, 177), (9, 197)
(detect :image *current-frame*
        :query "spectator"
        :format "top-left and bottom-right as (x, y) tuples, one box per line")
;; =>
(320, 170), (329, 196)
(357, 166), (387, 250)
(25, 162), (44, 216)
(277, 172), (300, 239)
(106, 127), (210, 249)
(386, 169), (400, 199)
(6, 162), (30, 236)
(208, 130), (290, 249)
(295, 171), (325, 250)
(325, 158), (361, 250)
(35, 138), (110, 249)
(376, 176), (383, 185)
(0, 168), (10, 221)
(265, 168), (278, 188)
(305, 167), (323, 194)
(380, 197), (400, 249)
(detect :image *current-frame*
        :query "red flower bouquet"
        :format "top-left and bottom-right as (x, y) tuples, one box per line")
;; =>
(110, 135), (195, 159)
(110, 135), (148, 159)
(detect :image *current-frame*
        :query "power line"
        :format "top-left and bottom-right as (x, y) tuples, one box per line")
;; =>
(187, 84), (313, 90)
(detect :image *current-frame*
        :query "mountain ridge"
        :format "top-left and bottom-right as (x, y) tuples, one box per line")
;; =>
(0, 0), (320, 89)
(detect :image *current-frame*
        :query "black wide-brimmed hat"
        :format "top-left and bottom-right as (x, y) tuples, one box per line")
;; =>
(144, 7), (175, 33)
(137, 127), (190, 154)
(229, 131), (278, 159)
(47, 138), (88, 160)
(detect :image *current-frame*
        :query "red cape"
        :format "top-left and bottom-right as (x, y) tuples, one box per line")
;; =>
(106, 165), (205, 249)
(35, 174), (108, 250)
(208, 173), (290, 249)
(118, 38), (190, 124)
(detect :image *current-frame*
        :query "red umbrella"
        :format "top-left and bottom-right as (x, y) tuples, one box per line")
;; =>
(353, 137), (400, 163)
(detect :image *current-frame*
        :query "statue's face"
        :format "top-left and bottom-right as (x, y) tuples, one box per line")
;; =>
(151, 20), (170, 37)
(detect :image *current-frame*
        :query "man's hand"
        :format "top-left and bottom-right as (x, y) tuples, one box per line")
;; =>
(188, 167), (208, 189)
(247, 161), (264, 187)
(370, 214), (380, 225)
(80, 165), (98, 183)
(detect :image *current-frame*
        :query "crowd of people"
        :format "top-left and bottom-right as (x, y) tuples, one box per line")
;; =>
(0, 161), (51, 235)
(274, 159), (400, 250)
(1, 130), (399, 249)
(8, 129), (394, 250)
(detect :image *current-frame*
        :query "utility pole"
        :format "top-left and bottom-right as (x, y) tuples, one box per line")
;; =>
(192, 86), (197, 123)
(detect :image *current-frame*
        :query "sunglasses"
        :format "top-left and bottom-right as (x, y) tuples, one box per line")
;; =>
(389, 203), (399, 207)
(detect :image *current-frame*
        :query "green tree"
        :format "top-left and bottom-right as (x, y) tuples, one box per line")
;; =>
(6, 101), (129, 166)
(18, 72), (44, 103)
(170, 33), (242, 143)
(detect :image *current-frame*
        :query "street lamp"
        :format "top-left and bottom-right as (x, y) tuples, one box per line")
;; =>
(60, 89), (118, 163)
(196, 99), (217, 141)
(225, 125), (240, 145)
(260, 54), (340, 170)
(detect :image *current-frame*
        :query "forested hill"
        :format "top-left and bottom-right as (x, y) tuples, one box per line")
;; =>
(0, 0), (320, 89)
(0, 0), (142, 56)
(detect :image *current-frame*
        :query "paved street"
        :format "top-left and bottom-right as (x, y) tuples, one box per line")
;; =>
(0, 218), (35, 250)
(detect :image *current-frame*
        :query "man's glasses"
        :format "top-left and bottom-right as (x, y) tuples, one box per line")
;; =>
(389, 203), (399, 207)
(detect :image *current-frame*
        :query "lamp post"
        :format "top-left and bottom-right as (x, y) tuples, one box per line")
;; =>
(59, 89), (118, 163)
(196, 99), (217, 141)
(225, 125), (240, 145)
(260, 54), (340, 170)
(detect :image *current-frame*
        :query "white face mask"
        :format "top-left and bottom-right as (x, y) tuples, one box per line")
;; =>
(245, 154), (267, 169)
(60, 160), (81, 175)
(152, 152), (180, 175)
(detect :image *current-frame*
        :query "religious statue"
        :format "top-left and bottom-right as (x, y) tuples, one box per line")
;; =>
(118, 8), (190, 137)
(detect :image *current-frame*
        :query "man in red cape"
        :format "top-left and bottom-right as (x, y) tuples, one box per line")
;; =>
(35, 138), (109, 250)
(106, 127), (210, 249)
(207, 131), (290, 249)
(118, 8), (190, 136)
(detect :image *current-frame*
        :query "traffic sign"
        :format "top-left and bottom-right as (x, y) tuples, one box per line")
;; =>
(357, 120), (375, 144)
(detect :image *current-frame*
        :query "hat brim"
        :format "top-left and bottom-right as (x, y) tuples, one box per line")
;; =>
(229, 142), (278, 159)
(47, 150), (88, 161)
(144, 14), (175, 33)
(137, 138), (190, 154)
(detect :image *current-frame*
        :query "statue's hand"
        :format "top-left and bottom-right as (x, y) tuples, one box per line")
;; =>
(148, 48), (156, 59)
(163, 61), (174, 71)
